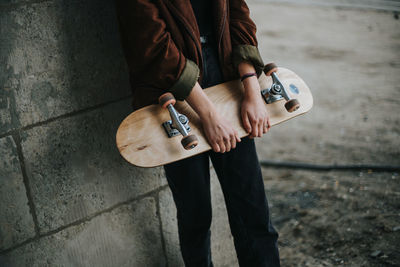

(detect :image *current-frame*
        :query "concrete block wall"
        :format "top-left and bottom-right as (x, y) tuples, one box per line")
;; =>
(0, 0), (238, 266)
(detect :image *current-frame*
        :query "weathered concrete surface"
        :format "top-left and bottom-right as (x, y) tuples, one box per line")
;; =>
(250, 2), (400, 165)
(0, 136), (35, 251)
(0, 0), (130, 135)
(0, 1), (33, 6)
(263, 168), (400, 266)
(20, 99), (165, 233)
(159, 166), (238, 266)
(258, 0), (400, 12)
(158, 188), (184, 267)
(0, 197), (166, 267)
(209, 167), (238, 267)
(246, 2), (400, 265)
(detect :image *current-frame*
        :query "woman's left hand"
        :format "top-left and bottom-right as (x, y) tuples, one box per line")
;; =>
(241, 76), (271, 138)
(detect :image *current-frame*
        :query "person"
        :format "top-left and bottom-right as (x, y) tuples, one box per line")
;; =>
(114, 0), (280, 266)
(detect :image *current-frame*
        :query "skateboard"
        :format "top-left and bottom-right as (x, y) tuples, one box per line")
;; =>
(116, 63), (313, 168)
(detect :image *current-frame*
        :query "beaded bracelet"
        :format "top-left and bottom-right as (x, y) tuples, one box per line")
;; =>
(240, 72), (257, 82)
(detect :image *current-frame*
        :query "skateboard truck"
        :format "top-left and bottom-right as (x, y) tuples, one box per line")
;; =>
(261, 63), (300, 113)
(159, 93), (199, 150)
(162, 114), (191, 138)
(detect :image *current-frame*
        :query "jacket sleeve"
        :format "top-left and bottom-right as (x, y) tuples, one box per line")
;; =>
(114, 0), (199, 101)
(229, 0), (264, 76)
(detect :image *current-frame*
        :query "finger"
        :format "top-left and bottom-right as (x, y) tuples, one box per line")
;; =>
(234, 130), (241, 143)
(242, 112), (252, 133)
(224, 137), (231, 152)
(258, 119), (263, 137)
(218, 140), (226, 153)
(230, 134), (237, 149)
(263, 118), (268, 133)
(251, 118), (258, 138)
(263, 116), (268, 133)
(212, 142), (220, 153)
(264, 117), (269, 133)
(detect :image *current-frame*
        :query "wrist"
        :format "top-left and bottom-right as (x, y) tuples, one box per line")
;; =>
(243, 76), (261, 98)
(238, 60), (256, 75)
(197, 103), (217, 120)
(240, 72), (257, 82)
(186, 82), (218, 119)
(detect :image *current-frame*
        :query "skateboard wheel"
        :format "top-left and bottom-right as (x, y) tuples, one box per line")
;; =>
(264, 63), (278, 76)
(285, 99), (300, 113)
(159, 92), (176, 109)
(181, 135), (198, 150)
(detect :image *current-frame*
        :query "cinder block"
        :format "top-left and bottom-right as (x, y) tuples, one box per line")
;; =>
(209, 167), (238, 267)
(0, 8), (20, 133)
(0, 0), (131, 135)
(20, 99), (165, 233)
(0, 197), (166, 267)
(158, 188), (184, 267)
(0, 136), (35, 251)
(158, 166), (238, 266)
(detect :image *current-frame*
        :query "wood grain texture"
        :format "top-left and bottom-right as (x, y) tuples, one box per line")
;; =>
(116, 68), (313, 167)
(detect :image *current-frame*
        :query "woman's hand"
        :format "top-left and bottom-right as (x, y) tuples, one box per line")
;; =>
(239, 61), (271, 138)
(241, 78), (271, 138)
(185, 82), (240, 153)
(199, 107), (241, 153)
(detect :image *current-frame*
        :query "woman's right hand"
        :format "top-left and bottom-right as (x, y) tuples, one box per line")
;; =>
(199, 107), (241, 153)
(185, 82), (240, 153)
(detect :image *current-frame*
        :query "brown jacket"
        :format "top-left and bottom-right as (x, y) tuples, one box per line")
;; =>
(115, 0), (264, 110)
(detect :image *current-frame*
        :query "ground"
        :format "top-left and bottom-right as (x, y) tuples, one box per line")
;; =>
(250, 1), (400, 266)
(263, 169), (399, 266)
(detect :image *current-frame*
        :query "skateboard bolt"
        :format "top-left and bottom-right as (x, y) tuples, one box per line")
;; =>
(273, 84), (282, 92)
(179, 115), (188, 124)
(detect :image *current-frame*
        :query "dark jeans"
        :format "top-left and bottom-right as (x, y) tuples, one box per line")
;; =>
(164, 40), (280, 267)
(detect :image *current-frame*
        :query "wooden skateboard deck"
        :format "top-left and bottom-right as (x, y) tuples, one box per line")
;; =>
(116, 67), (313, 168)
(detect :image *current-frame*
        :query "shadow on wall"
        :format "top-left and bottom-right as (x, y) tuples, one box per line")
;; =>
(1, 0), (167, 265)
